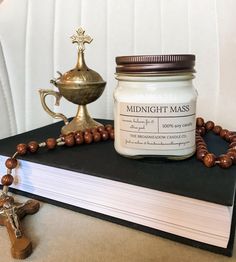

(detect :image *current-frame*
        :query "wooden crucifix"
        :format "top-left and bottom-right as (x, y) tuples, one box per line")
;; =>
(0, 194), (40, 259)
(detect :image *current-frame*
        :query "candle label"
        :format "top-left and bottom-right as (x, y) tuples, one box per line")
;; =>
(118, 102), (196, 150)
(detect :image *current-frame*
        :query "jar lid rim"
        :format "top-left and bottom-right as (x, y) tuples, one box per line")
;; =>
(116, 54), (195, 74)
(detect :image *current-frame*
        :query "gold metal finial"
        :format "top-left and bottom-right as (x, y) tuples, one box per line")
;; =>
(71, 27), (93, 51)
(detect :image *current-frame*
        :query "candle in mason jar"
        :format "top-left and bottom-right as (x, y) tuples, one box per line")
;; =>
(113, 55), (197, 160)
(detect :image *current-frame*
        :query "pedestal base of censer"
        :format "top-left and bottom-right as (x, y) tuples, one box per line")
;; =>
(61, 105), (103, 135)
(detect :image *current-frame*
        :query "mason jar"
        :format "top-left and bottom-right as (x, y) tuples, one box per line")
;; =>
(113, 55), (198, 160)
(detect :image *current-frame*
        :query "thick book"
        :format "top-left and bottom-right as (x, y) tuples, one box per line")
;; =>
(0, 119), (236, 256)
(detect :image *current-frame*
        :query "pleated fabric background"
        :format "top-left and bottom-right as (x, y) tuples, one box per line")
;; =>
(0, 0), (235, 139)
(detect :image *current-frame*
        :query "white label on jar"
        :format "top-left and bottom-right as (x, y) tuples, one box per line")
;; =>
(119, 102), (196, 151)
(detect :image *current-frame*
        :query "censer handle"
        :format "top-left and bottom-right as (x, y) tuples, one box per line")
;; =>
(38, 89), (69, 125)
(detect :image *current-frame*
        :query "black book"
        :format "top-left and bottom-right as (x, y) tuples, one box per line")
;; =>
(0, 119), (236, 256)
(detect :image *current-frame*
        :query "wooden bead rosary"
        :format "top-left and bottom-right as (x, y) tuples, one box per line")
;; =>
(196, 117), (236, 168)
(0, 124), (114, 259)
(0, 119), (236, 259)
(1, 119), (236, 192)
(1, 124), (114, 191)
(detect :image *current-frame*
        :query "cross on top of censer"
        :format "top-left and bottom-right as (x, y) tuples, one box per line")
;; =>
(71, 27), (93, 51)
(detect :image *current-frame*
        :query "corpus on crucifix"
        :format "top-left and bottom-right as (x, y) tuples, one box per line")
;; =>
(0, 194), (40, 259)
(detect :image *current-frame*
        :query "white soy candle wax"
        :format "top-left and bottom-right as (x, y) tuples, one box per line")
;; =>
(114, 55), (197, 159)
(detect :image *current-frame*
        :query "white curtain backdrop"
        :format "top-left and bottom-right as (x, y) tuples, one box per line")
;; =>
(0, 0), (236, 138)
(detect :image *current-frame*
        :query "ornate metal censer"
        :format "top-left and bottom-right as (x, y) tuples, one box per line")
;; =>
(39, 28), (106, 134)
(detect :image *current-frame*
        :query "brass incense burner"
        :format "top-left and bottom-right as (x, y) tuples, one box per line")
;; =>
(39, 28), (106, 134)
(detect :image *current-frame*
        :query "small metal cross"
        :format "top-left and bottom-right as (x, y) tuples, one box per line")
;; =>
(0, 194), (40, 259)
(71, 27), (93, 51)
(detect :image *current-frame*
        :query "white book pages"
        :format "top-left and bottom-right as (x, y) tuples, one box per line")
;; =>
(0, 155), (233, 248)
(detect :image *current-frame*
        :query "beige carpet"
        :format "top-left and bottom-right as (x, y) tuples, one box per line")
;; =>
(0, 194), (235, 262)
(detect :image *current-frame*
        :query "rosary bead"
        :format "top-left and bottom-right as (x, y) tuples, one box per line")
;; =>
(93, 132), (101, 142)
(28, 141), (39, 153)
(1, 174), (14, 186)
(64, 135), (75, 147)
(16, 143), (27, 155)
(75, 131), (84, 137)
(218, 154), (232, 168)
(84, 131), (91, 136)
(97, 126), (105, 133)
(197, 145), (207, 151)
(196, 140), (204, 145)
(195, 137), (202, 142)
(84, 133), (93, 144)
(75, 134), (84, 145)
(109, 130), (115, 140)
(196, 117), (204, 127)
(229, 148), (236, 153)
(196, 141), (206, 147)
(196, 149), (208, 161)
(5, 158), (18, 169)
(219, 129), (229, 139)
(85, 128), (91, 132)
(196, 138), (206, 144)
(195, 133), (202, 138)
(228, 148), (236, 153)
(105, 124), (113, 132)
(203, 153), (216, 168)
(196, 134), (203, 140)
(90, 128), (98, 134)
(196, 127), (206, 136)
(5, 158), (17, 170)
(212, 125), (222, 135)
(46, 138), (57, 149)
(84, 129), (92, 136)
(229, 142), (236, 149)
(230, 136), (236, 143)
(227, 151), (236, 164)
(225, 131), (234, 142)
(205, 121), (215, 131)
(196, 146), (207, 152)
(101, 131), (109, 141)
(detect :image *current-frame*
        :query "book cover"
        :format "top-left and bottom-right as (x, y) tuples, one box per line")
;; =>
(0, 119), (236, 256)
